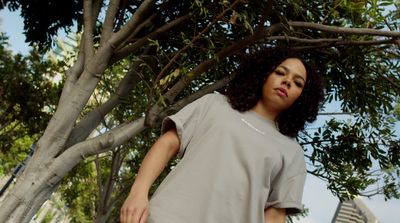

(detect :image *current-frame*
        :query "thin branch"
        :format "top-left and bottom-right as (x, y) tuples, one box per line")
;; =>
(367, 66), (400, 91)
(156, 32), (260, 116)
(115, 0), (128, 31)
(108, 0), (157, 52)
(145, 32), (259, 126)
(306, 169), (331, 182)
(254, 0), (274, 33)
(101, 150), (119, 212)
(155, 0), (242, 88)
(287, 21), (400, 37)
(94, 155), (104, 204)
(108, 182), (133, 210)
(321, 0), (344, 24)
(110, 14), (191, 65)
(265, 36), (395, 46)
(384, 17), (400, 49)
(319, 112), (356, 115)
(166, 74), (234, 113)
(116, 10), (160, 51)
(0, 103), (14, 125)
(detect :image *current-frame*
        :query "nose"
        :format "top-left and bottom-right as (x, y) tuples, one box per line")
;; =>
(282, 80), (291, 88)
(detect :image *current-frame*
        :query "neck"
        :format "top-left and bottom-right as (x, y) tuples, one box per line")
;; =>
(251, 102), (279, 121)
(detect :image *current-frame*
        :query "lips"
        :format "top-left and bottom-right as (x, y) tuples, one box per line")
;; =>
(275, 88), (287, 97)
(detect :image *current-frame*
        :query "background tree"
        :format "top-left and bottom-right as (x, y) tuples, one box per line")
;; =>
(0, 0), (400, 222)
(0, 33), (61, 177)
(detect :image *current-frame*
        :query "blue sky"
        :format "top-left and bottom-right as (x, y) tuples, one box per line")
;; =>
(1, 8), (400, 223)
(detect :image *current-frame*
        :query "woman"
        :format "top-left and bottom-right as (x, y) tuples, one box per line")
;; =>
(120, 47), (325, 223)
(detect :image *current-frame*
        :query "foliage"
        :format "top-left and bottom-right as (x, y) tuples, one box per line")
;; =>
(41, 211), (54, 223)
(0, 33), (61, 176)
(0, 0), (400, 222)
(0, 0), (83, 51)
(395, 97), (400, 120)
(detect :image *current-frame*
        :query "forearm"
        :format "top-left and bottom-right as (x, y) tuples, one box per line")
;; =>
(130, 128), (180, 194)
(264, 207), (286, 223)
(120, 128), (180, 223)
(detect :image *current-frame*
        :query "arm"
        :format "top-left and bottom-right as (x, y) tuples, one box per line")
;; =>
(120, 127), (180, 223)
(264, 207), (286, 223)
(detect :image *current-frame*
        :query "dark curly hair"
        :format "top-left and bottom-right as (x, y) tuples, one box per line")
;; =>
(226, 46), (325, 137)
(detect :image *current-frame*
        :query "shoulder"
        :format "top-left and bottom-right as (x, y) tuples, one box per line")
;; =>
(287, 140), (307, 174)
(279, 136), (306, 166)
(194, 93), (229, 107)
(199, 93), (227, 101)
(285, 137), (304, 156)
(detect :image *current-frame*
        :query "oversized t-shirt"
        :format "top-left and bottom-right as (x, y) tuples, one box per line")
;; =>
(147, 94), (306, 223)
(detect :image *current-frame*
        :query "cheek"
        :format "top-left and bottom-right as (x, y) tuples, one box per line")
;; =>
(261, 81), (270, 94)
(290, 90), (303, 104)
(296, 90), (303, 99)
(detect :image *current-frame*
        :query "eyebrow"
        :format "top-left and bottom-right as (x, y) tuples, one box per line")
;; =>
(278, 65), (306, 82)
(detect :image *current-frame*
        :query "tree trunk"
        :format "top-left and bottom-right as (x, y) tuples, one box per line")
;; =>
(0, 116), (148, 222)
(0, 164), (61, 222)
(93, 211), (109, 223)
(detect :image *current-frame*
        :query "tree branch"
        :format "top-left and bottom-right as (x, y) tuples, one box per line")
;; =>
(321, 0), (344, 24)
(318, 112), (356, 115)
(92, 0), (103, 26)
(56, 117), (147, 177)
(287, 21), (400, 37)
(154, 74), (234, 123)
(384, 18), (400, 49)
(116, 10), (160, 51)
(145, 0), (243, 125)
(265, 36), (395, 46)
(63, 61), (143, 150)
(367, 66), (400, 92)
(94, 155), (104, 204)
(60, 42), (85, 103)
(145, 34), (255, 126)
(83, 0), (95, 62)
(161, 34), (258, 104)
(110, 14), (191, 65)
(254, 0), (274, 34)
(101, 150), (119, 213)
(101, 0), (121, 47)
(107, 0), (157, 52)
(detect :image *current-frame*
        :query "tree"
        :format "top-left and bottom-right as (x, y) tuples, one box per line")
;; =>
(0, 0), (83, 51)
(0, 0), (400, 222)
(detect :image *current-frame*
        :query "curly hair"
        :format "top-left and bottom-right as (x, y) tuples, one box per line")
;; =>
(226, 46), (325, 138)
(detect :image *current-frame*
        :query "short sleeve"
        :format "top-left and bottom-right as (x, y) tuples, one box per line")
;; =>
(265, 149), (307, 215)
(161, 96), (210, 158)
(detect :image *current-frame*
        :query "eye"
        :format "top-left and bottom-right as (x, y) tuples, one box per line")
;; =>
(295, 81), (303, 88)
(275, 70), (284, 76)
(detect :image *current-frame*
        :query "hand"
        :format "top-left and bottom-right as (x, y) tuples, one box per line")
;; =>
(120, 192), (149, 223)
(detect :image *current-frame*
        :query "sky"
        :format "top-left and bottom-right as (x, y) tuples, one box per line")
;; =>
(1, 7), (400, 223)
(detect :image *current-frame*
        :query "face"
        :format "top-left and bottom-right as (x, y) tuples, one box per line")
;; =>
(254, 58), (307, 119)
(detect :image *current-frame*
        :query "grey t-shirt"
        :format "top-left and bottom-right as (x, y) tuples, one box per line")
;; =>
(147, 94), (306, 223)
